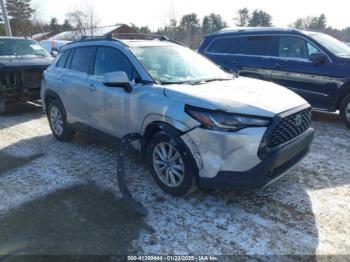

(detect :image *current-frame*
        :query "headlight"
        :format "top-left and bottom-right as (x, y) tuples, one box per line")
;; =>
(186, 106), (271, 131)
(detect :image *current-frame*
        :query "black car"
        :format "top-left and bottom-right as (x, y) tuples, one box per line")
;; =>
(198, 27), (350, 128)
(0, 37), (53, 113)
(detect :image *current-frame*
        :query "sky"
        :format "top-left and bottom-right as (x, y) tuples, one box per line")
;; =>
(31, 0), (350, 30)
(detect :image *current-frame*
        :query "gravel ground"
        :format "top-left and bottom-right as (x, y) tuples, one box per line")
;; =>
(0, 103), (349, 256)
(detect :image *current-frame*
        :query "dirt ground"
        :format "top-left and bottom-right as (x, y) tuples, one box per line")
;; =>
(0, 102), (349, 256)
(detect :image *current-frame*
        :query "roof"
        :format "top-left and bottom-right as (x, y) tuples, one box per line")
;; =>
(49, 25), (128, 41)
(0, 36), (31, 40)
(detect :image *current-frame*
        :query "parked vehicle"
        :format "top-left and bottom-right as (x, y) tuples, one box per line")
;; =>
(40, 40), (71, 56)
(199, 28), (350, 128)
(41, 36), (314, 196)
(0, 37), (53, 113)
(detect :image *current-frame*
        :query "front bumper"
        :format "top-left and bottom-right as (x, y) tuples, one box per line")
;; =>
(197, 128), (314, 190)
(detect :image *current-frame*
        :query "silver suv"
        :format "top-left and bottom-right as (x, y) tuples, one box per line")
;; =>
(41, 36), (314, 196)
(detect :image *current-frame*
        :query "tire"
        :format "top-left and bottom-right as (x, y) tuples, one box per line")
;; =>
(47, 99), (75, 141)
(147, 130), (197, 197)
(340, 94), (350, 129)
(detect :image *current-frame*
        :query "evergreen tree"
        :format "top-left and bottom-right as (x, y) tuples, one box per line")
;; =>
(248, 9), (272, 27)
(6, 0), (34, 36)
(202, 13), (227, 34)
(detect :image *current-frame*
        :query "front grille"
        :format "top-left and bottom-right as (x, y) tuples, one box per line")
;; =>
(268, 108), (312, 148)
(0, 69), (43, 91)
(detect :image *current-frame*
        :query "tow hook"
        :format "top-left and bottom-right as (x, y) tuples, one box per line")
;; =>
(117, 133), (148, 216)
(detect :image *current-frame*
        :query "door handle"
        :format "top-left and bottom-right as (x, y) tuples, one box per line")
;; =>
(88, 84), (96, 91)
(232, 60), (241, 65)
(275, 62), (286, 69)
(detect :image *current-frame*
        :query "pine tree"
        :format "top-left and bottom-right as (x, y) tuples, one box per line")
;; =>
(6, 0), (34, 36)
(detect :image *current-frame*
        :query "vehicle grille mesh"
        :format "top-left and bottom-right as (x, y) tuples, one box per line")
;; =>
(268, 108), (312, 148)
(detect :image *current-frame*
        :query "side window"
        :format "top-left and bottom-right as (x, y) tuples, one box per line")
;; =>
(206, 37), (243, 54)
(307, 42), (322, 56)
(242, 36), (273, 56)
(70, 47), (96, 73)
(279, 36), (308, 59)
(207, 38), (231, 53)
(94, 47), (134, 79)
(56, 50), (70, 68)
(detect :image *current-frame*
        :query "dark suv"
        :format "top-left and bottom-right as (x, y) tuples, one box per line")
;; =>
(199, 28), (350, 128)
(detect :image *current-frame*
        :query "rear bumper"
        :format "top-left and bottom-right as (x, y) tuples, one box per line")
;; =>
(198, 128), (314, 190)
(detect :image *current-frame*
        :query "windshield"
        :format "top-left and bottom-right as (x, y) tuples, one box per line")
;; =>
(0, 39), (50, 58)
(131, 46), (232, 84)
(309, 33), (350, 58)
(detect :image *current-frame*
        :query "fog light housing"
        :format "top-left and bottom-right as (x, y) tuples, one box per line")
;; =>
(258, 138), (268, 160)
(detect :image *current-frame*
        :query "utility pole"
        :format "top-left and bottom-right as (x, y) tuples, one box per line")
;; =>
(0, 0), (12, 37)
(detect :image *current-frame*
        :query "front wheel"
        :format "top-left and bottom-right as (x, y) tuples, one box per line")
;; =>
(147, 131), (197, 197)
(47, 99), (75, 141)
(340, 94), (350, 129)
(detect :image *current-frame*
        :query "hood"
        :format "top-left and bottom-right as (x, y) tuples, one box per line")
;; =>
(0, 56), (53, 70)
(163, 77), (308, 118)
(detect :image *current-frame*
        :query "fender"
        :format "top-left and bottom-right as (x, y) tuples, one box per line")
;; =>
(140, 114), (194, 135)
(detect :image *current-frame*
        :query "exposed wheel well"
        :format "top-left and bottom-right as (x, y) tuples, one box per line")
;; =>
(45, 94), (57, 108)
(141, 122), (184, 156)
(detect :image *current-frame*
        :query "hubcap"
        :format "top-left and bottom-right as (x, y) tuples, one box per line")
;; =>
(152, 142), (185, 188)
(346, 102), (350, 121)
(50, 106), (64, 136)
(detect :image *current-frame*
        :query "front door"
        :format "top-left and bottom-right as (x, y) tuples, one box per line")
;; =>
(87, 46), (136, 137)
(271, 35), (338, 109)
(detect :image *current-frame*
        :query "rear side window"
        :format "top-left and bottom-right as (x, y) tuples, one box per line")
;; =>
(56, 50), (70, 68)
(93, 47), (133, 79)
(241, 36), (273, 56)
(206, 37), (243, 54)
(70, 47), (96, 73)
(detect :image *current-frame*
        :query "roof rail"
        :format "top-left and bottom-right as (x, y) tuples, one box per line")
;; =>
(66, 32), (185, 48)
(113, 33), (185, 46)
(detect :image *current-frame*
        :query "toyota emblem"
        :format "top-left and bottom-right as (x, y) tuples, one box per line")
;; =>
(294, 114), (303, 127)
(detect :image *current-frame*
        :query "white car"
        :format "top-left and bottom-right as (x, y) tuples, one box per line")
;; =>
(40, 40), (71, 56)
(41, 36), (315, 196)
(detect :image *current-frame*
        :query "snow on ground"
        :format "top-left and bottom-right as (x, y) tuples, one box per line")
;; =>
(0, 104), (349, 255)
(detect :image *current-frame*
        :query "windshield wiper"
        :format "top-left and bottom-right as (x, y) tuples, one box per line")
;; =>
(161, 81), (188, 85)
(190, 78), (232, 85)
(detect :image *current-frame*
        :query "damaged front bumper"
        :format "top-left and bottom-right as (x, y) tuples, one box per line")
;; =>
(183, 126), (314, 190)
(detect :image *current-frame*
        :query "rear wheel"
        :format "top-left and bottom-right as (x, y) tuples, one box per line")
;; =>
(340, 94), (350, 129)
(47, 99), (75, 141)
(147, 131), (197, 197)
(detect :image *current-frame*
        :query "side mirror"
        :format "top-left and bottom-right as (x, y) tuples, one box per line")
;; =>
(102, 71), (133, 93)
(309, 52), (327, 65)
(51, 51), (58, 57)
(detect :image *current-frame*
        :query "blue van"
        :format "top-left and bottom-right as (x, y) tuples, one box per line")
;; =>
(199, 27), (350, 128)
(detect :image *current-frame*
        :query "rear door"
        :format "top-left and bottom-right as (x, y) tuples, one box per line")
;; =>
(60, 46), (96, 124)
(203, 35), (274, 80)
(270, 35), (336, 108)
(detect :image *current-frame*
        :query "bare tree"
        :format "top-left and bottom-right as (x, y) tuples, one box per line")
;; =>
(66, 1), (100, 39)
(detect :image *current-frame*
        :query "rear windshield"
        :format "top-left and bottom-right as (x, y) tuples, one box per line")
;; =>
(0, 39), (50, 58)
